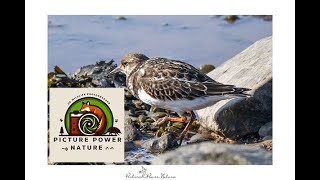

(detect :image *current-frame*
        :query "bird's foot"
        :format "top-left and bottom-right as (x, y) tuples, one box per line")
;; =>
(174, 118), (195, 146)
(155, 116), (187, 126)
(155, 115), (194, 146)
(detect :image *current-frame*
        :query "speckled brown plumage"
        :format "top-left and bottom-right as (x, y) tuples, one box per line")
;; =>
(120, 54), (250, 102)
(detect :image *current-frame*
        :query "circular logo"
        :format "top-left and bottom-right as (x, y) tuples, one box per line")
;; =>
(64, 97), (113, 135)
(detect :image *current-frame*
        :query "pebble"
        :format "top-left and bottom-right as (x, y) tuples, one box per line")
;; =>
(172, 122), (185, 129)
(138, 115), (147, 123)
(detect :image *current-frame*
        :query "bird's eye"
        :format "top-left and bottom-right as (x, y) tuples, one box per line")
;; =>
(122, 62), (128, 66)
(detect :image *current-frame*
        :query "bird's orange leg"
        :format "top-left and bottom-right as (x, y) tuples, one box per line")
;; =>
(164, 116), (187, 122)
(177, 118), (195, 145)
(158, 112), (196, 146)
(155, 116), (187, 126)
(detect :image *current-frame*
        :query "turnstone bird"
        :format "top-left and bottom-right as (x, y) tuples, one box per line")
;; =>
(111, 53), (251, 145)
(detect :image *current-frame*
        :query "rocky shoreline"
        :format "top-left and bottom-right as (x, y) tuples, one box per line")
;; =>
(48, 36), (272, 165)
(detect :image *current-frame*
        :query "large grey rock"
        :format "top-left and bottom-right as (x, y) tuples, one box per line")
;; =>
(152, 142), (272, 165)
(124, 124), (142, 141)
(142, 133), (178, 153)
(197, 36), (272, 140)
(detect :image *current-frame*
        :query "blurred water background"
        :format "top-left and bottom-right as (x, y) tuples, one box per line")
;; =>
(48, 15), (272, 73)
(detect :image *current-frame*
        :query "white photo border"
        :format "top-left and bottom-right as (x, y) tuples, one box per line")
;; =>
(26, 0), (295, 180)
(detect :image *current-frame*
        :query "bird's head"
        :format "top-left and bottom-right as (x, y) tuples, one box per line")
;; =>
(110, 53), (149, 76)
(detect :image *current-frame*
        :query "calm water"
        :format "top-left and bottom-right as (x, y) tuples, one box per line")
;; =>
(48, 15), (272, 73)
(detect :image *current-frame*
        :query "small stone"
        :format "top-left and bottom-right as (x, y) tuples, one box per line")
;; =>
(113, 72), (126, 88)
(255, 15), (272, 21)
(199, 64), (215, 74)
(262, 16), (272, 21)
(149, 123), (160, 131)
(146, 119), (155, 123)
(169, 109), (178, 115)
(131, 117), (138, 122)
(133, 100), (143, 107)
(165, 126), (179, 132)
(224, 15), (240, 24)
(188, 133), (210, 144)
(259, 122), (272, 137)
(149, 112), (167, 119)
(134, 154), (144, 159)
(124, 124), (142, 141)
(129, 108), (138, 117)
(154, 118), (167, 126)
(135, 110), (148, 116)
(125, 141), (138, 151)
(141, 104), (151, 111)
(142, 133), (178, 153)
(99, 79), (112, 87)
(124, 102), (133, 110)
(162, 23), (170, 26)
(135, 105), (142, 110)
(116, 16), (127, 20)
(139, 122), (151, 131)
(172, 122), (185, 129)
(263, 136), (272, 140)
(125, 91), (133, 98)
(138, 115), (147, 123)
(156, 129), (164, 137)
(187, 131), (198, 138)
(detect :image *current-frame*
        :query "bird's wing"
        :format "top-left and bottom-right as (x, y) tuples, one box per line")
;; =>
(138, 58), (244, 101)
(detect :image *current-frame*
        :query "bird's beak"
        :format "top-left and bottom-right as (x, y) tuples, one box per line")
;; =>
(109, 66), (122, 76)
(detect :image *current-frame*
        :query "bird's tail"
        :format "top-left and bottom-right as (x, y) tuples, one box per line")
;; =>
(232, 87), (252, 97)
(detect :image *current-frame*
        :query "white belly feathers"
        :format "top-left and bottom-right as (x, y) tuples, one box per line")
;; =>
(137, 88), (234, 113)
